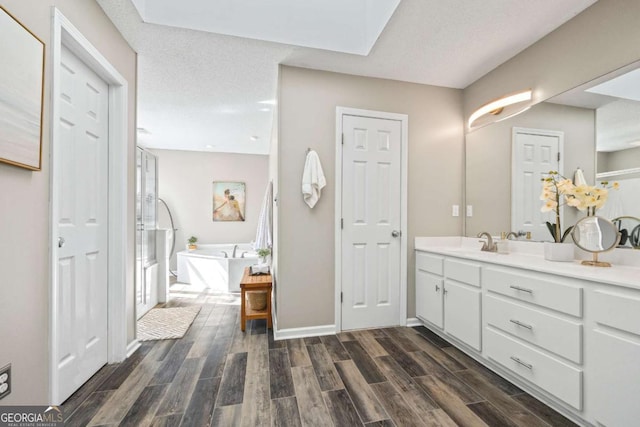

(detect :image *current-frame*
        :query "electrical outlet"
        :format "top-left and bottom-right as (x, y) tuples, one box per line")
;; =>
(0, 364), (10, 400)
(452, 205), (459, 217)
(466, 205), (473, 217)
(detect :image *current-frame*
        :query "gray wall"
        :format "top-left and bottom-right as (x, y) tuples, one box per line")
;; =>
(276, 66), (463, 329)
(151, 149), (269, 270)
(269, 91), (280, 315)
(464, 0), (640, 120)
(0, 0), (137, 404)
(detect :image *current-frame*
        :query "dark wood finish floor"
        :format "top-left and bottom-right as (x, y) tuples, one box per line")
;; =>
(62, 287), (579, 426)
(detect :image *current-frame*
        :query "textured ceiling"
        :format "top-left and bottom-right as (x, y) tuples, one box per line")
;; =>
(597, 100), (640, 152)
(96, 0), (597, 154)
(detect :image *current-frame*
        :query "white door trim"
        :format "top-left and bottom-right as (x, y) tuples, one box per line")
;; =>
(511, 127), (564, 238)
(334, 107), (408, 332)
(49, 8), (129, 405)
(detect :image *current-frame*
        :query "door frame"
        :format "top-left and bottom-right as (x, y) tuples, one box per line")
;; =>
(511, 127), (564, 238)
(49, 8), (129, 404)
(334, 107), (408, 332)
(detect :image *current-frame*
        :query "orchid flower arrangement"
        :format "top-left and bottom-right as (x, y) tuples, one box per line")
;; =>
(540, 171), (619, 242)
(568, 181), (619, 215)
(540, 172), (575, 242)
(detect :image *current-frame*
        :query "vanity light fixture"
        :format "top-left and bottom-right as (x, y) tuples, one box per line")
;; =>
(468, 89), (532, 130)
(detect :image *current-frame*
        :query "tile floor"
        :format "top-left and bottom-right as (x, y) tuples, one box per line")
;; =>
(61, 285), (579, 426)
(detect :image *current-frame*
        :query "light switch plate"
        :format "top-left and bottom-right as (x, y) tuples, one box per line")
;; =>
(452, 205), (459, 217)
(466, 205), (473, 217)
(0, 364), (10, 400)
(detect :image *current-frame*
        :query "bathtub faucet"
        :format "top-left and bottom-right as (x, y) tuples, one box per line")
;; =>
(232, 244), (239, 258)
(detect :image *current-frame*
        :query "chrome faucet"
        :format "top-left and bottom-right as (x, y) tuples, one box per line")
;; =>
(232, 244), (239, 258)
(477, 232), (497, 252)
(241, 251), (249, 258)
(505, 231), (519, 240)
(220, 251), (228, 258)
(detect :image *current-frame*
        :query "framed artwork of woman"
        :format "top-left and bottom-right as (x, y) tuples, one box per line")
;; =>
(213, 181), (246, 221)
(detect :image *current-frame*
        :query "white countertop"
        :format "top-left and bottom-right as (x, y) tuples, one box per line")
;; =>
(415, 236), (640, 290)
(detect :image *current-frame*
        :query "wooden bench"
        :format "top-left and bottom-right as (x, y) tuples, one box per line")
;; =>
(239, 267), (272, 332)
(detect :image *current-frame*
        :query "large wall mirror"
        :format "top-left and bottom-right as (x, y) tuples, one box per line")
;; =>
(465, 60), (640, 248)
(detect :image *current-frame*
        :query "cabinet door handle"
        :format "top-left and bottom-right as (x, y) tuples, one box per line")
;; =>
(510, 285), (533, 294)
(510, 319), (533, 330)
(435, 285), (440, 292)
(510, 356), (533, 370)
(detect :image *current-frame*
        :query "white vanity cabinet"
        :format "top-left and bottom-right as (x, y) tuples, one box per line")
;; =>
(415, 252), (444, 327)
(415, 252), (481, 351)
(589, 288), (640, 426)
(414, 242), (640, 426)
(482, 266), (584, 410)
(443, 259), (481, 351)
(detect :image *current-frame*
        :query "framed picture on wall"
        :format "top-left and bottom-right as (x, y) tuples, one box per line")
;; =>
(213, 181), (246, 221)
(0, 6), (45, 171)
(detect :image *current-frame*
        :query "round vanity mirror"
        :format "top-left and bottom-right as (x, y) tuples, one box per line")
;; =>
(612, 216), (640, 249)
(571, 216), (621, 267)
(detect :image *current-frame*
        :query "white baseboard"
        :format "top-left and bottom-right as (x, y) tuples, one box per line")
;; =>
(406, 317), (422, 327)
(274, 323), (336, 341)
(272, 317), (421, 341)
(126, 339), (141, 358)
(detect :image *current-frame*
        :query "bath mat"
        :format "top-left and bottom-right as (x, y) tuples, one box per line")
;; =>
(137, 306), (201, 341)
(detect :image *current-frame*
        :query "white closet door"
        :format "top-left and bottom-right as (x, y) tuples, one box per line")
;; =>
(341, 114), (402, 330)
(55, 45), (109, 403)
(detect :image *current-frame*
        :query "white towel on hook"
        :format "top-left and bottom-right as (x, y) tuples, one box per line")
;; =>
(254, 181), (273, 251)
(573, 167), (587, 186)
(302, 150), (326, 208)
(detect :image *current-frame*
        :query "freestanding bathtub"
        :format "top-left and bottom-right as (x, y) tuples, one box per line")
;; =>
(177, 243), (259, 292)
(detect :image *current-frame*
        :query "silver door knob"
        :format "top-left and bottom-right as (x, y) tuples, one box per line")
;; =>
(58, 237), (65, 248)
(391, 230), (401, 238)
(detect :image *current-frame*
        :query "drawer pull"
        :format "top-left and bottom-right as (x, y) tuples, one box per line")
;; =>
(510, 356), (533, 370)
(510, 285), (533, 294)
(510, 319), (533, 330)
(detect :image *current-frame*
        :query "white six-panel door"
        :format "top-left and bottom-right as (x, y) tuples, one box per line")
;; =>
(512, 128), (562, 241)
(55, 45), (109, 402)
(341, 115), (402, 330)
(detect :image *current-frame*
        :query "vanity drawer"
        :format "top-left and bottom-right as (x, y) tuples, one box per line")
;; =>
(416, 252), (443, 276)
(484, 267), (582, 317)
(593, 290), (640, 336)
(485, 295), (582, 364)
(444, 258), (480, 287)
(485, 328), (583, 410)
